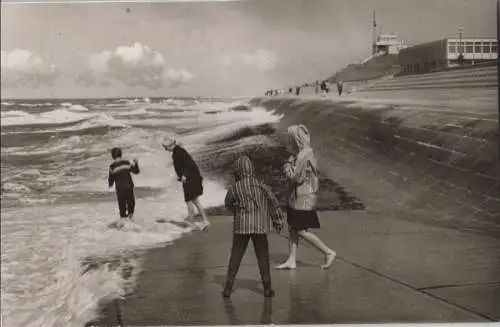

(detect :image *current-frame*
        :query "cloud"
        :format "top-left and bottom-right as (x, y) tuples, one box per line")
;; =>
(77, 43), (195, 89)
(219, 49), (278, 72)
(163, 69), (195, 88)
(1, 49), (59, 88)
(75, 51), (114, 87)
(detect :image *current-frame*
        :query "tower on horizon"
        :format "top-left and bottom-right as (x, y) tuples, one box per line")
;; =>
(370, 10), (412, 57)
(372, 10), (377, 55)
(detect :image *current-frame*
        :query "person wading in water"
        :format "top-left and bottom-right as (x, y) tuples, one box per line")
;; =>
(108, 147), (140, 221)
(162, 136), (210, 230)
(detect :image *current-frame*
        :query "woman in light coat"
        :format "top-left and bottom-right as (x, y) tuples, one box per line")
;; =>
(275, 124), (336, 270)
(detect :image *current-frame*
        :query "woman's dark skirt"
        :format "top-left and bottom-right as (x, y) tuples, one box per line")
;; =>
(183, 178), (203, 202)
(286, 207), (320, 230)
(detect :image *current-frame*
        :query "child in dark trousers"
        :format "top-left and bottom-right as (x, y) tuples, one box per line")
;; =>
(223, 156), (286, 298)
(108, 147), (140, 219)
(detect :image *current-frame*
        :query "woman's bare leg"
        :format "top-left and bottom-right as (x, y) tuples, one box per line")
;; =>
(186, 201), (196, 221)
(297, 230), (336, 269)
(193, 198), (209, 229)
(274, 228), (298, 269)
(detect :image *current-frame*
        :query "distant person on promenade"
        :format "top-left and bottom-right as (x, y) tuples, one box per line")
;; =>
(108, 147), (140, 220)
(162, 136), (210, 230)
(337, 80), (344, 96)
(315, 80), (319, 94)
(295, 86), (301, 96)
(223, 156), (286, 298)
(275, 125), (336, 270)
(320, 80), (329, 96)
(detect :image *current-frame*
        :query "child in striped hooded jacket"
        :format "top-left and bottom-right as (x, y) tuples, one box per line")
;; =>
(222, 155), (286, 298)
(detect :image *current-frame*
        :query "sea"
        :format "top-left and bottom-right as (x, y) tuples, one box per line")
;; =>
(0, 97), (283, 327)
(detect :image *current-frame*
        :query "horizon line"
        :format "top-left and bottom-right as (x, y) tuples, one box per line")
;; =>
(0, 95), (256, 100)
(1, 0), (240, 5)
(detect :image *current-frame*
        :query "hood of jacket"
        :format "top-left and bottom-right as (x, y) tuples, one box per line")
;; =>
(287, 124), (311, 152)
(234, 155), (254, 181)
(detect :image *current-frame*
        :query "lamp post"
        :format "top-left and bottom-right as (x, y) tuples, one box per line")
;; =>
(372, 10), (377, 55)
(457, 26), (464, 65)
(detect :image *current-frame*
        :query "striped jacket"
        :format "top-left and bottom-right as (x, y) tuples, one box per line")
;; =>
(224, 156), (286, 235)
(108, 159), (140, 191)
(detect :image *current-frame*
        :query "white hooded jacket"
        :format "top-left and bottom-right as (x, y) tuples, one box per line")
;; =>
(284, 125), (319, 210)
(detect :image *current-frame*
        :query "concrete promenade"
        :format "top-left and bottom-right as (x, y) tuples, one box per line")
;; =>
(93, 212), (500, 326)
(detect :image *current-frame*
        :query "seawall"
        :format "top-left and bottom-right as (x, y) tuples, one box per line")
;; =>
(251, 87), (499, 236)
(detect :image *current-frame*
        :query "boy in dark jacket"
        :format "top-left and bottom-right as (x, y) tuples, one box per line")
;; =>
(108, 147), (140, 220)
(223, 156), (286, 298)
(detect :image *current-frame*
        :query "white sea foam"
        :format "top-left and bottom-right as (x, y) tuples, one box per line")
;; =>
(185, 100), (245, 113)
(64, 104), (90, 112)
(8, 102), (55, 108)
(1, 110), (127, 131)
(1, 182), (33, 194)
(1, 109), (87, 126)
(1, 176), (226, 327)
(1, 98), (282, 327)
(1, 136), (85, 157)
(176, 106), (283, 148)
(113, 107), (150, 116)
(162, 98), (186, 106)
(1, 110), (33, 119)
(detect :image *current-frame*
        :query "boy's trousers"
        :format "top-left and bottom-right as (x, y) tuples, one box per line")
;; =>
(116, 188), (135, 218)
(225, 234), (271, 287)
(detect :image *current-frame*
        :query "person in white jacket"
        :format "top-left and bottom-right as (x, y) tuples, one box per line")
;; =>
(275, 124), (336, 270)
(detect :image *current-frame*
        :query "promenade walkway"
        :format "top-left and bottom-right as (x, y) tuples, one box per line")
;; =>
(92, 212), (500, 326)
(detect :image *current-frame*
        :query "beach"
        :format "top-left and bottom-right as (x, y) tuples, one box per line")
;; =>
(2, 75), (499, 326)
(2, 1), (499, 326)
(87, 84), (500, 325)
(0, 96), (361, 326)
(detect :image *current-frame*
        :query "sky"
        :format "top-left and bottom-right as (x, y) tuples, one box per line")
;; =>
(1, 0), (497, 99)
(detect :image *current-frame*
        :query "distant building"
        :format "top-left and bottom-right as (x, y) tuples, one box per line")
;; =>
(375, 33), (413, 55)
(398, 38), (498, 75)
